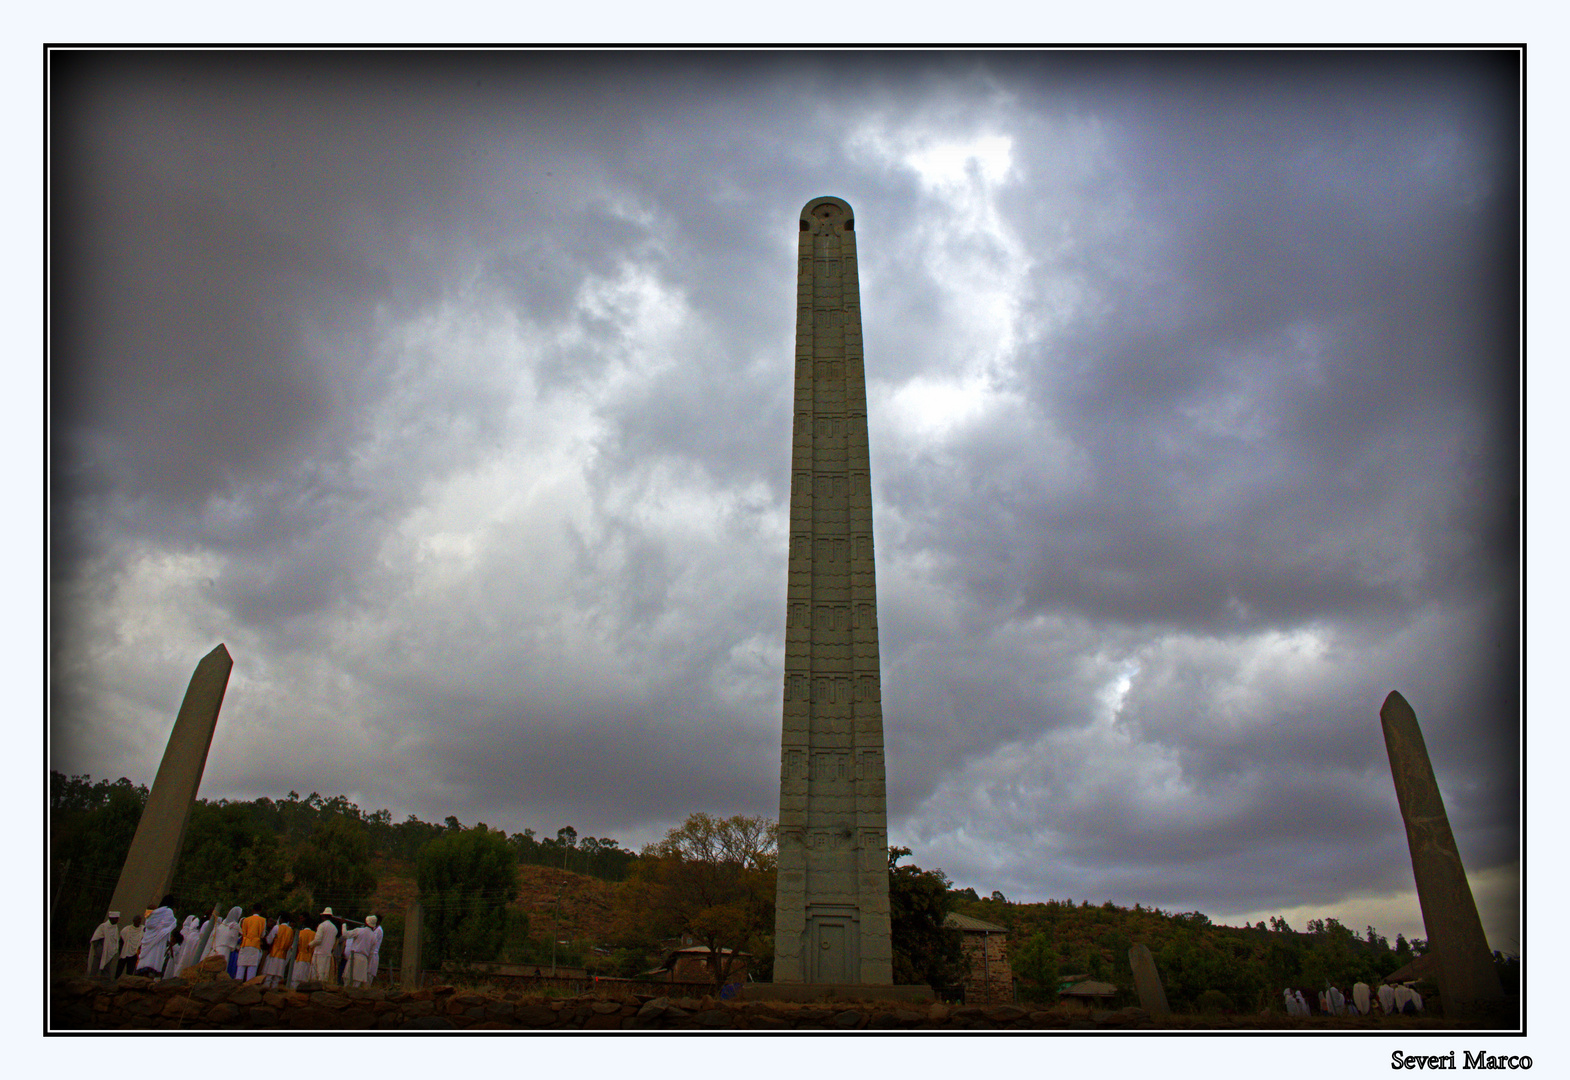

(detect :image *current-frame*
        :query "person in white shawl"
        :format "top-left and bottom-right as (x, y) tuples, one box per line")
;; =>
(1353, 981), (1371, 1015)
(88, 912), (120, 975)
(1283, 988), (1299, 1016)
(136, 896), (178, 976)
(204, 906), (243, 964)
(364, 915), (384, 983)
(1378, 982), (1397, 1015)
(170, 914), (203, 976)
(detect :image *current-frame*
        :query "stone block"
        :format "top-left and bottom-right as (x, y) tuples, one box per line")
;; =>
(206, 1003), (241, 1024)
(514, 1004), (557, 1026)
(191, 981), (231, 1003)
(310, 992), (351, 1010)
(401, 1016), (455, 1030)
(229, 986), (262, 1006)
(160, 997), (204, 1020)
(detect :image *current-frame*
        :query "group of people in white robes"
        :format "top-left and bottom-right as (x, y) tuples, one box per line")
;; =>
(88, 900), (384, 989)
(1283, 980), (1425, 1019)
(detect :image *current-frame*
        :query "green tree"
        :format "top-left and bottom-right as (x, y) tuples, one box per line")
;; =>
(169, 801), (293, 915)
(416, 826), (520, 966)
(1013, 931), (1060, 1003)
(614, 813), (777, 989)
(292, 813), (377, 914)
(888, 847), (966, 990)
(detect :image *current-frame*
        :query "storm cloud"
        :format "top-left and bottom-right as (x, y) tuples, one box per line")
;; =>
(49, 50), (1519, 953)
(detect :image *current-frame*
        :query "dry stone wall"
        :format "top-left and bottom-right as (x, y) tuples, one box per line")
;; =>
(53, 976), (1160, 1030)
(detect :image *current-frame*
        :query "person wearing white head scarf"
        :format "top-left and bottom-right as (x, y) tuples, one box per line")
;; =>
(204, 906), (243, 964)
(364, 915), (384, 984)
(136, 897), (177, 976)
(1329, 986), (1346, 1016)
(171, 914), (202, 975)
(1378, 981), (1396, 1015)
(1353, 981), (1371, 1015)
(1283, 988), (1298, 1016)
(88, 912), (121, 975)
(1294, 990), (1309, 1016)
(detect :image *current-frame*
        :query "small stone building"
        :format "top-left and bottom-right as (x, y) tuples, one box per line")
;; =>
(1056, 977), (1118, 1009)
(944, 912), (1013, 1004)
(648, 945), (749, 986)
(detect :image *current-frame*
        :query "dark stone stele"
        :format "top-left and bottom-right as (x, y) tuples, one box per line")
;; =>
(1379, 690), (1505, 1016)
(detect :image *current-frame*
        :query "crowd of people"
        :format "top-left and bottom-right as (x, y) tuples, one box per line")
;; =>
(1282, 981), (1425, 1017)
(86, 896), (384, 989)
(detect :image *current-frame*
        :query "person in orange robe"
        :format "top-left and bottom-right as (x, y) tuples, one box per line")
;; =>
(262, 915), (295, 987)
(289, 913), (317, 989)
(236, 908), (268, 981)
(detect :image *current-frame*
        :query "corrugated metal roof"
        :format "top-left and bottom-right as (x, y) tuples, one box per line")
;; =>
(1059, 979), (1118, 997)
(944, 912), (1008, 933)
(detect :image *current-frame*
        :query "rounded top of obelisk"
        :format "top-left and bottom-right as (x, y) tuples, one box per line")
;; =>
(801, 196), (854, 232)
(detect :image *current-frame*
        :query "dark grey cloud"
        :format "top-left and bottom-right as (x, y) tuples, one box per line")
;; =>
(50, 50), (1519, 952)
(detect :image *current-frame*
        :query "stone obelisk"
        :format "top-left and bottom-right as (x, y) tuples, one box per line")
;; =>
(108, 644), (233, 918)
(1379, 690), (1504, 1015)
(773, 196), (892, 985)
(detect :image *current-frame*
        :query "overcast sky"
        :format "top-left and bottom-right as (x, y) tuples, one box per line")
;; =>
(49, 49), (1520, 951)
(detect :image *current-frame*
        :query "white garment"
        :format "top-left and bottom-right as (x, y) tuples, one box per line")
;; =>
(365, 925), (384, 981)
(1294, 991), (1309, 1016)
(1329, 987), (1346, 1016)
(312, 919), (338, 960)
(342, 926), (367, 956)
(1353, 982), (1371, 1015)
(89, 919), (120, 973)
(138, 906), (177, 973)
(312, 919), (338, 984)
(117, 923), (144, 966)
(203, 907), (243, 959)
(172, 916), (202, 974)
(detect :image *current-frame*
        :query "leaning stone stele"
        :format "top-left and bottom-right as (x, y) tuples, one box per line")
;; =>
(1379, 690), (1505, 1016)
(772, 197), (893, 985)
(107, 644), (234, 919)
(1128, 942), (1170, 1016)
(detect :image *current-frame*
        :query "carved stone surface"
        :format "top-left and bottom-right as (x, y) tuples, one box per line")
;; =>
(774, 197), (892, 985)
(1379, 691), (1504, 1015)
(108, 644), (233, 919)
(1128, 943), (1170, 1016)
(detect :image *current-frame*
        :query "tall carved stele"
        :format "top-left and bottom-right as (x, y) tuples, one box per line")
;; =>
(773, 196), (893, 985)
(107, 643), (233, 919)
(1379, 690), (1505, 1016)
